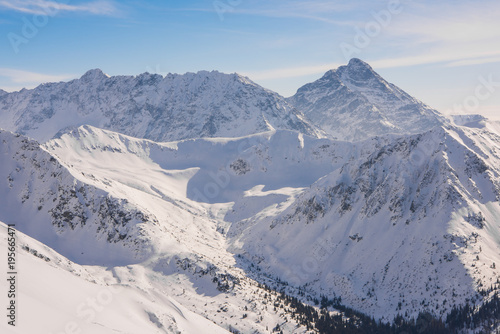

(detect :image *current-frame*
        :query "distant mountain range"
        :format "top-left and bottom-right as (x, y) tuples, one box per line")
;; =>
(0, 58), (445, 143)
(0, 68), (320, 142)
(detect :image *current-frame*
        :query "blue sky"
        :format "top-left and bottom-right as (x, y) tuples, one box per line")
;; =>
(1, 0), (499, 119)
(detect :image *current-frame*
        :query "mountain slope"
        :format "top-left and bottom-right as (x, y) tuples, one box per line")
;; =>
(2, 60), (500, 332)
(228, 123), (500, 321)
(45, 123), (500, 324)
(5, 126), (351, 333)
(0, 69), (321, 143)
(0, 129), (159, 266)
(0, 220), (231, 334)
(3, 120), (500, 331)
(287, 58), (446, 141)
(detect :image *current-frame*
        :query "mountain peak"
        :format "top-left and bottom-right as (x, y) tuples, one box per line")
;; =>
(81, 68), (109, 81)
(341, 58), (378, 82)
(287, 59), (445, 141)
(347, 57), (372, 69)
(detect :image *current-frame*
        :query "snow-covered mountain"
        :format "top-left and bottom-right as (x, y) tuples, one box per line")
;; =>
(43, 122), (500, 326)
(1, 127), (344, 333)
(0, 69), (320, 143)
(6, 125), (379, 333)
(1, 60), (500, 333)
(0, 129), (157, 266)
(0, 59), (446, 144)
(229, 123), (500, 321)
(287, 58), (446, 141)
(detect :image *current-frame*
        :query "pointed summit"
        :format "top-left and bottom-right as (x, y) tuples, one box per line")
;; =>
(340, 58), (379, 83)
(347, 57), (372, 69)
(80, 69), (109, 82)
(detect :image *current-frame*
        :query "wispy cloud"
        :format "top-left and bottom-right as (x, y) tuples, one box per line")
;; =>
(375, 1), (500, 66)
(400, 1), (500, 41)
(240, 49), (500, 82)
(446, 56), (500, 67)
(0, 68), (75, 91)
(0, 0), (118, 16)
(241, 63), (341, 81)
(178, 7), (353, 25)
(176, 0), (359, 25)
(369, 51), (500, 69)
(235, 11), (345, 25)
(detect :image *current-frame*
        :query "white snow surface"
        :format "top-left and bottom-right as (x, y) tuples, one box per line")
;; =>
(0, 221), (233, 334)
(0, 127), (329, 333)
(15, 121), (500, 323)
(230, 123), (500, 320)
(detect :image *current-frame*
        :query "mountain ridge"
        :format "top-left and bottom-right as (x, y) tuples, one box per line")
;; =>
(1, 59), (450, 145)
(0, 68), (322, 143)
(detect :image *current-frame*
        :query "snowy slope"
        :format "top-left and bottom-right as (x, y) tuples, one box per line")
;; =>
(0, 129), (158, 266)
(0, 220), (231, 334)
(0, 128), (334, 333)
(287, 58), (446, 141)
(44, 123), (500, 324)
(0, 69), (320, 143)
(229, 123), (500, 321)
(44, 125), (354, 220)
(2, 121), (500, 330)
